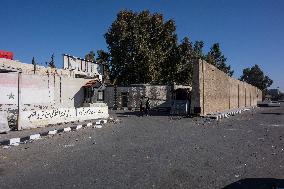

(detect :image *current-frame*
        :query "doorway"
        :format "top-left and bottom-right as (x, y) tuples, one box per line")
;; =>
(121, 92), (128, 108)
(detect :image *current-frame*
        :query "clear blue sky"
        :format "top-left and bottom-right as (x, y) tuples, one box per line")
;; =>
(1, 0), (283, 90)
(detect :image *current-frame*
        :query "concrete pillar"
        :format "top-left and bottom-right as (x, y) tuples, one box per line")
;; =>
(190, 59), (204, 115)
(17, 72), (22, 130)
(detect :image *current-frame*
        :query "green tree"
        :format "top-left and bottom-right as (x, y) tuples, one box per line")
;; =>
(193, 41), (205, 60)
(96, 50), (110, 64)
(32, 57), (36, 74)
(175, 37), (194, 85)
(206, 43), (233, 76)
(279, 92), (284, 100)
(240, 64), (273, 90)
(85, 51), (95, 62)
(96, 49), (111, 84)
(47, 54), (56, 68)
(105, 10), (178, 85)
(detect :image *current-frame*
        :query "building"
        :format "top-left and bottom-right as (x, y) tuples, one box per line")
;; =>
(0, 53), (108, 130)
(103, 84), (192, 115)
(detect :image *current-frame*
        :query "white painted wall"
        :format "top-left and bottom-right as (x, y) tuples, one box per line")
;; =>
(19, 108), (77, 128)
(0, 73), (18, 104)
(60, 77), (91, 108)
(0, 73), (54, 105)
(76, 106), (109, 122)
(0, 73), (92, 112)
(21, 74), (54, 104)
(18, 106), (109, 129)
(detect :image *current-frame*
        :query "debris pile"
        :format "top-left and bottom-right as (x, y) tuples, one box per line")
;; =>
(108, 117), (121, 125)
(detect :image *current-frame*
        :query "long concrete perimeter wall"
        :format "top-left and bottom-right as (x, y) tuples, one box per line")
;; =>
(191, 60), (262, 115)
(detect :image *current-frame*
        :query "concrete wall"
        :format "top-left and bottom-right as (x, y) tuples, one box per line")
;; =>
(0, 57), (104, 80)
(60, 77), (88, 108)
(0, 58), (108, 129)
(0, 73), (55, 110)
(0, 111), (9, 132)
(0, 73), (91, 113)
(0, 72), (18, 105)
(0, 58), (72, 77)
(104, 85), (172, 109)
(191, 60), (262, 115)
(18, 106), (109, 129)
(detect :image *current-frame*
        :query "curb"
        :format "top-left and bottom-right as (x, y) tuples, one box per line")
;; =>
(205, 107), (257, 121)
(0, 119), (108, 147)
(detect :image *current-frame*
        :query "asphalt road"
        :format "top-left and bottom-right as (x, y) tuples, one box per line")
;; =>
(1, 103), (284, 189)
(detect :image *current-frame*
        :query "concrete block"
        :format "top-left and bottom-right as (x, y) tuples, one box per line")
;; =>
(64, 127), (71, 132)
(0, 112), (10, 133)
(48, 130), (57, 135)
(10, 138), (20, 145)
(30, 134), (41, 140)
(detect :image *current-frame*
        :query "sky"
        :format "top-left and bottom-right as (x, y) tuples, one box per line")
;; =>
(0, 0), (283, 90)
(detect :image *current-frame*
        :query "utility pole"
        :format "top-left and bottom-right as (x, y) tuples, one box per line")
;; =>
(17, 71), (22, 130)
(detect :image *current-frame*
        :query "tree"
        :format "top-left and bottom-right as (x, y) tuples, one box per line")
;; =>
(206, 43), (234, 76)
(96, 50), (110, 64)
(32, 57), (36, 74)
(47, 54), (56, 68)
(192, 41), (205, 60)
(85, 51), (95, 62)
(175, 37), (194, 85)
(105, 10), (178, 85)
(279, 92), (284, 100)
(96, 49), (111, 84)
(240, 64), (273, 90)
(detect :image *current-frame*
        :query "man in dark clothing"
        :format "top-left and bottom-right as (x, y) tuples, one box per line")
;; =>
(145, 98), (150, 116)
(139, 96), (145, 117)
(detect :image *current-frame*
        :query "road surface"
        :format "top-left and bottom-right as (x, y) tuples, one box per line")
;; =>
(1, 103), (284, 188)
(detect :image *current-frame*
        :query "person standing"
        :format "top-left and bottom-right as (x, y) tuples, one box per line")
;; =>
(145, 98), (150, 116)
(139, 96), (145, 116)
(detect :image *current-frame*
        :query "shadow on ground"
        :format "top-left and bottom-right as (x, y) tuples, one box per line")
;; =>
(261, 113), (284, 115)
(115, 110), (194, 118)
(115, 110), (168, 117)
(222, 178), (284, 189)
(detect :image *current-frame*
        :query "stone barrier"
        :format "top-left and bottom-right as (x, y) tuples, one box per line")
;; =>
(0, 112), (10, 133)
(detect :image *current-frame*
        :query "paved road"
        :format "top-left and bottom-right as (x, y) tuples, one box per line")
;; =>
(1, 104), (284, 189)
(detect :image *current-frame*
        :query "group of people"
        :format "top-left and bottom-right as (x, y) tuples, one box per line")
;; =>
(139, 96), (150, 116)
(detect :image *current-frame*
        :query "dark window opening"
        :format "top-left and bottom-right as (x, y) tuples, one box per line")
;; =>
(121, 92), (128, 107)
